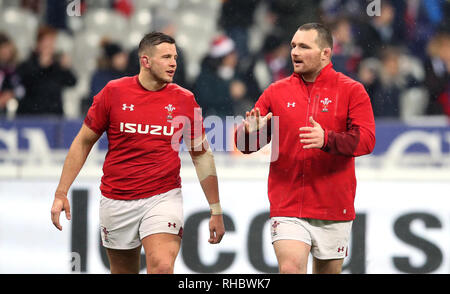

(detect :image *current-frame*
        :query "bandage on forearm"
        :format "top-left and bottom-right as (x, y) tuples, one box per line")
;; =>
(186, 135), (206, 152)
(209, 202), (223, 215)
(191, 145), (217, 182)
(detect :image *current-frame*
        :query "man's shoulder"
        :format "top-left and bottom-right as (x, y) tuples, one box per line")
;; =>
(273, 75), (294, 87)
(265, 75), (295, 93)
(335, 71), (364, 90)
(105, 75), (136, 89)
(167, 83), (195, 98)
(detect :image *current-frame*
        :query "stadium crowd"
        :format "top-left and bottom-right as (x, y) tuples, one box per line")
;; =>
(0, 0), (449, 120)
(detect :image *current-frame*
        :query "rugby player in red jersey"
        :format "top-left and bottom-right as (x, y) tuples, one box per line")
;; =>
(51, 32), (225, 274)
(235, 23), (376, 274)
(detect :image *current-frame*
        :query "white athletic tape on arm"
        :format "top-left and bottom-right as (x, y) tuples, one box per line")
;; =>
(186, 135), (205, 151)
(191, 145), (217, 182)
(209, 202), (223, 215)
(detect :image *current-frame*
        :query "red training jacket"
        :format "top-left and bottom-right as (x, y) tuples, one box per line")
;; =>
(235, 63), (376, 221)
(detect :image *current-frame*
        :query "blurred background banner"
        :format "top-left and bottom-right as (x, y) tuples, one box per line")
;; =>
(1, 0), (450, 274)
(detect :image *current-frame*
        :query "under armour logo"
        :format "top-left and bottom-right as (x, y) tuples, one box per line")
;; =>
(122, 104), (134, 111)
(287, 102), (296, 108)
(337, 246), (345, 253)
(168, 222), (177, 228)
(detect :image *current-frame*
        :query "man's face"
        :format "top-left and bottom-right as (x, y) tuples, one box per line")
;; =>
(37, 34), (56, 56)
(290, 29), (324, 75)
(143, 42), (177, 83)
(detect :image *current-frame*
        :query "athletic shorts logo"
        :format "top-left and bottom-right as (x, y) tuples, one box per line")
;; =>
(168, 222), (177, 228)
(271, 220), (280, 237)
(337, 246), (345, 253)
(102, 226), (110, 243)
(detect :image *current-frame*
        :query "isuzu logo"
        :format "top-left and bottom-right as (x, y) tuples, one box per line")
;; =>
(120, 122), (174, 136)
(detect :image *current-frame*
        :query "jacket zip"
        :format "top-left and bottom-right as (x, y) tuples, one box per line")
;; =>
(300, 82), (315, 217)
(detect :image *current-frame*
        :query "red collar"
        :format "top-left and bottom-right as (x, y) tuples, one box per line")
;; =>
(292, 62), (334, 84)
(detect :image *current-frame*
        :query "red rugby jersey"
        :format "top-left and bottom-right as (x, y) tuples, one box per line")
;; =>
(84, 75), (204, 200)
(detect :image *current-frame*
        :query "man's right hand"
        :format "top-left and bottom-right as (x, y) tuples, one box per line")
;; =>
(51, 191), (71, 231)
(243, 107), (273, 133)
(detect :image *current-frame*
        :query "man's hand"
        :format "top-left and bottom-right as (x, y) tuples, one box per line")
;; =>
(208, 214), (225, 244)
(299, 116), (324, 149)
(51, 191), (71, 231)
(243, 107), (273, 133)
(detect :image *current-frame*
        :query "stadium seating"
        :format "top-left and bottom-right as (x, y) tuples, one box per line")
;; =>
(0, 0), (226, 117)
(0, 7), (38, 61)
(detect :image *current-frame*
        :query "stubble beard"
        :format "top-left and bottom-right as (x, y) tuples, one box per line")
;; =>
(149, 67), (173, 84)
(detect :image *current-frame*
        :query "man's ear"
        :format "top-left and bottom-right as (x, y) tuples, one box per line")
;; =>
(140, 55), (151, 69)
(321, 48), (332, 61)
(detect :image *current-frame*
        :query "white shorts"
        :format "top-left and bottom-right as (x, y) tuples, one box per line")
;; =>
(99, 188), (184, 250)
(270, 217), (353, 260)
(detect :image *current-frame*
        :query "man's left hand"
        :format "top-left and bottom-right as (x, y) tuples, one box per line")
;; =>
(299, 116), (324, 149)
(208, 214), (225, 244)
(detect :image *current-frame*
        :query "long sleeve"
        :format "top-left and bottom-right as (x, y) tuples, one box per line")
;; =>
(234, 87), (272, 154)
(322, 82), (376, 157)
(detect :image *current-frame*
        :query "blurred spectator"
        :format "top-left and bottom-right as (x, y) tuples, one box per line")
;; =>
(16, 26), (77, 116)
(113, 0), (134, 18)
(319, 0), (367, 23)
(20, 0), (42, 14)
(193, 35), (252, 117)
(218, 0), (261, 59)
(126, 10), (188, 89)
(354, 0), (405, 58)
(0, 32), (24, 116)
(81, 40), (128, 114)
(252, 31), (291, 91)
(424, 32), (450, 116)
(330, 17), (362, 78)
(403, 0), (448, 59)
(267, 0), (320, 41)
(359, 46), (425, 119)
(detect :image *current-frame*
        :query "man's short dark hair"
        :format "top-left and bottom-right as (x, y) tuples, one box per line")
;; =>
(298, 23), (333, 50)
(138, 31), (176, 56)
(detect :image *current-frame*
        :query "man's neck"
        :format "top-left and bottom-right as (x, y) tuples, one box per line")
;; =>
(138, 71), (167, 91)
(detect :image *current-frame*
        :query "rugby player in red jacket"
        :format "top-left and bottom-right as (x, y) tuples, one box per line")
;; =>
(51, 32), (225, 274)
(235, 23), (376, 274)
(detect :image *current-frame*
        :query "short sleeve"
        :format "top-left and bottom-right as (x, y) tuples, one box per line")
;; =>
(84, 85), (110, 135)
(190, 94), (205, 139)
(181, 94), (205, 148)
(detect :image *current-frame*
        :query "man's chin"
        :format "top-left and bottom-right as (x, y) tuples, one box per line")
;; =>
(294, 68), (306, 74)
(158, 76), (173, 84)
